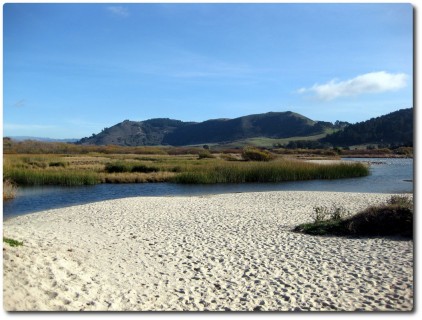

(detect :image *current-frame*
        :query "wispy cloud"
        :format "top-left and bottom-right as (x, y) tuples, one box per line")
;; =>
(13, 99), (26, 108)
(106, 6), (129, 17)
(297, 71), (408, 101)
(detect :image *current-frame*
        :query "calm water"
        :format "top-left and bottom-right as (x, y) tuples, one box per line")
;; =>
(3, 158), (413, 219)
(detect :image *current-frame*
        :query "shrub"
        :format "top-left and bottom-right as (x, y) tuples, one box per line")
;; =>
(171, 166), (183, 173)
(387, 195), (413, 208)
(312, 206), (329, 222)
(311, 206), (348, 222)
(105, 162), (131, 173)
(241, 147), (275, 162)
(3, 237), (23, 247)
(198, 150), (215, 159)
(131, 164), (159, 173)
(293, 219), (347, 236)
(49, 161), (67, 167)
(345, 202), (412, 238)
(294, 196), (413, 238)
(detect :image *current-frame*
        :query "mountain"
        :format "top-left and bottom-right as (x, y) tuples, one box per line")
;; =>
(9, 136), (78, 143)
(321, 108), (413, 147)
(162, 111), (325, 145)
(77, 118), (192, 146)
(77, 111), (332, 146)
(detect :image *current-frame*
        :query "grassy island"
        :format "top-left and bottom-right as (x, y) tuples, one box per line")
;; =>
(3, 153), (368, 187)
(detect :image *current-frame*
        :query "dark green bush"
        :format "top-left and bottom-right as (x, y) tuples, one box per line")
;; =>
(105, 162), (131, 173)
(3, 237), (23, 247)
(49, 161), (67, 167)
(241, 147), (275, 161)
(294, 196), (413, 238)
(345, 203), (413, 238)
(293, 220), (347, 236)
(131, 164), (159, 173)
(105, 161), (160, 173)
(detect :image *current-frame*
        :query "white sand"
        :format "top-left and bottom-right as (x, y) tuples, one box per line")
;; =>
(3, 191), (413, 311)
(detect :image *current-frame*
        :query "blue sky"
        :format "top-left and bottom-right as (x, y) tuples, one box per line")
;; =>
(3, 3), (413, 139)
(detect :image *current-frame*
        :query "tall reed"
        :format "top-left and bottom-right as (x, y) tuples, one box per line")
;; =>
(173, 160), (369, 184)
(4, 168), (100, 186)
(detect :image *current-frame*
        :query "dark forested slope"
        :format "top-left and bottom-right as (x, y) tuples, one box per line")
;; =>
(321, 108), (413, 147)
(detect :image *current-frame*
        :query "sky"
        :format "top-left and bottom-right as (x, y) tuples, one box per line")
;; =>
(2, 2), (414, 139)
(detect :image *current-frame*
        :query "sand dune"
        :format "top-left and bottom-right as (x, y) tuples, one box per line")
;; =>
(3, 191), (413, 311)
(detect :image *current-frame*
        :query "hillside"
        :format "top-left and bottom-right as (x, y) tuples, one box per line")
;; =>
(77, 111), (332, 147)
(321, 108), (413, 147)
(162, 112), (326, 146)
(77, 118), (192, 146)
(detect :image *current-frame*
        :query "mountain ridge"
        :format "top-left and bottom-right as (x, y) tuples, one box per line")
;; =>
(76, 108), (413, 147)
(321, 108), (413, 147)
(77, 111), (331, 146)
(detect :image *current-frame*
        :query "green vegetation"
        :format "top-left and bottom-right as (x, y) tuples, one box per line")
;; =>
(173, 159), (368, 184)
(3, 150), (370, 187)
(197, 150), (215, 159)
(294, 196), (413, 238)
(105, 161), (159, 173)
(322, 108), (413, 147)
(3, 237), (24, 247)
(204, 132), (332, 149)
(241, 147), (275, 162)
(4, 167), (100, 186)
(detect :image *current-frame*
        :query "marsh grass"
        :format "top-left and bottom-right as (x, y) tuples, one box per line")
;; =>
(5, 168), (100, 186)
(105, 161), (160, 173)
(4, 153), (369, 186)
(173, 160), (369, 184)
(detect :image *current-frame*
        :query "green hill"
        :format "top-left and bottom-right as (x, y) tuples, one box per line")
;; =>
(77, 111), (332, 147)
(162, 111), (326, 146)
(321, 108), (413, 147)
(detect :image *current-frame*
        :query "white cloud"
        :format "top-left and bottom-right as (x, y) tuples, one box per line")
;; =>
(106, 6), (129, 17)
(298, 71), (408, 101)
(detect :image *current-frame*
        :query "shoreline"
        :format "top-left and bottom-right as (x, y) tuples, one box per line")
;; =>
(3, 191), (413, 311)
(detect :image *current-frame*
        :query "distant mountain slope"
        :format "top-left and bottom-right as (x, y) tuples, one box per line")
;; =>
(162, 111), (324, 146)
(321, 108), (413, 146)
(77, 111), (332, 146)
(77, 118), (192, 146)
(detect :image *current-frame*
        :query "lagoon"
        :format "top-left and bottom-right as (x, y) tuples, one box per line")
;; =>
(3, 158), (413, 219)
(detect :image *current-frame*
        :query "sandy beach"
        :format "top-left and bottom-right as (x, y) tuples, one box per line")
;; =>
(3, 191), (413, 311)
